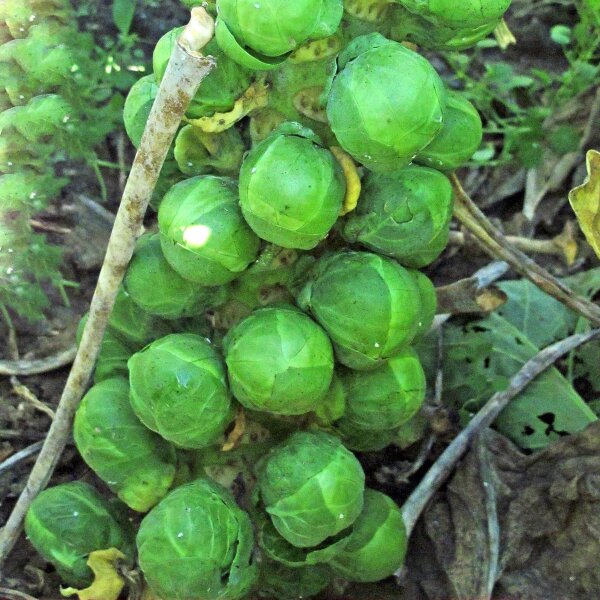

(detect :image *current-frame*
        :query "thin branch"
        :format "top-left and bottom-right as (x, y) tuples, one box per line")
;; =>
(0, 588), (39, 600)
(10, 377), (55, 420)
(451, 174), (600, 327)
(0, 346), (77, 376)
(400, 328), (600, 537)
(0, 442), (44, 477)
(0, 7), (216, 570)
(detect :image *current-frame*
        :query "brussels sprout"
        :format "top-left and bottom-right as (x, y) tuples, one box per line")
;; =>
(174, 125), (244, 176)
(24, 482), (134, 587)
(410, 269), (437, 341)
(297, 251), (423, 370)
(74, 378), (177, 512)
(124, 233), (228, 320)
(153, 27), (253, 119)
(107, 287), (172, 348)
(330, 489), (407, 582)
(224, 305), (334, 415)
(122, 74), (158, 148)
(342, 166), (453, 268)
(338, 348), (425, 431)
(258, 431), (365, 547)
(390, 0), (512, 49)
(128, 334), (234, 449)
(326, 34), (446, 172)
(239, 123), (345, 250)
(77, 314), (132, 383)
(258, 560), (332, 600)
(158, 176), (260, 285)
(416, 91), (483, 171)
(137, 478), (257, 600)
(215, 0), (343, 69)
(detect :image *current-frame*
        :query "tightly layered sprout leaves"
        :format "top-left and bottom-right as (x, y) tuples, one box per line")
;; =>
(25, 0), (513, 598)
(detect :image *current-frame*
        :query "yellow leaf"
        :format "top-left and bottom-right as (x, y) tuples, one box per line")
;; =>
(568, 149), (600, 259)
(331, 146), (361, 216)
(185, 80), (269, 133)
(61, 549), (125, 600)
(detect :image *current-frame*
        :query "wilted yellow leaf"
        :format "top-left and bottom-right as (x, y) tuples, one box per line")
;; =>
(331, 146), (361, 216)
(61, 549), (125, 600)
(185, 81), (269, 133)
(569, 149), (600, 259)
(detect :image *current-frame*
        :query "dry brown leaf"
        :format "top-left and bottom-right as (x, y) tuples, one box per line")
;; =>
(436, 279), (507, 315)
(568, 149), (600, 259)
(403, 422), (600, 600)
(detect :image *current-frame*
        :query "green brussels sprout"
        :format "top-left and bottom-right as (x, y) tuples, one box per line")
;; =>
(258, 431), (365, 547)
(333, 418), (398, 452)
(107, 287), (172, 348)
(124, 233), (228, 320)
(74, 378), (177, 512)
(174, 125), (244, 176)
(123, 74), (158, 148)
(153, 27), (253, 119)
(239, 123), (345, 250)
(330, 489), (407, 582)
(77, 314), (132, 383)
(258, 560), (332, 600)
(224, 305), (334, 415)
(390, 0), (512, 49)
(24, 482), (134, 587)
(326, 34), (446, 172)
(338, 348), (426, 431)
(410, 269), (437, 341)
(342, 165), (453, 268)
(158, 176), (260, 285)
(128, 334), (234, 449)
(215, 0), (343, 69)
(137, 478), (258, 600)
(297, 251), (423, 370)
(416, 91), (483, 171)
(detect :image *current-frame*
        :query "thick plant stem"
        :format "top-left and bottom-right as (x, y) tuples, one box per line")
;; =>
(0, 7), (216, 570)
(400, 328), (600, 538)
(451, 174), (600, 327)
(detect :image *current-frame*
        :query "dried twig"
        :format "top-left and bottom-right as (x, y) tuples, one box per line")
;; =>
(0, 346), (77, 377)
(0, 588), (39, 600)
(10, 377), (55, 420)
(0, 442), (44, 477)
(400, 328), (600, 537)
(448, 220), (578, 265)
(0, 8), (216, 570)
(451, 174), (600, 327)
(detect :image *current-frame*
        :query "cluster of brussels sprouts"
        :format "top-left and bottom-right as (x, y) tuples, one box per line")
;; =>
(24, 0), (511, 598)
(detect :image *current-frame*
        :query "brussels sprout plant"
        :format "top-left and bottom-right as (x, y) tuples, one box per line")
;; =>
(22, 0), (513, 594)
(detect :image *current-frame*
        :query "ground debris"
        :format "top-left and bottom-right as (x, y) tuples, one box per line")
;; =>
(404, 422), (600, 600)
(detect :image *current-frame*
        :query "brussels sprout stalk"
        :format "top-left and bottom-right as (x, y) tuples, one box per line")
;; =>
(0, 8), (216, 569)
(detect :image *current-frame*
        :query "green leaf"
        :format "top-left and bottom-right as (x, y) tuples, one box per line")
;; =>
(417, 314), (596, 450)
(112, 0), (137, 35)
(495, 279), (577, 348)
(550, 24), (572, 45)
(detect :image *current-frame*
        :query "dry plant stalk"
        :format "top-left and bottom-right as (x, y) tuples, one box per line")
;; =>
(0, 7), (216, 570)
(400, 328), (600, 538)
(451, 174), (600, 327)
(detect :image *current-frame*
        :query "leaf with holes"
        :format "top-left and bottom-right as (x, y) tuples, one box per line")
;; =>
(417, 311), (596, 450)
